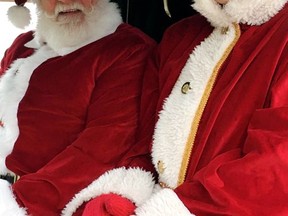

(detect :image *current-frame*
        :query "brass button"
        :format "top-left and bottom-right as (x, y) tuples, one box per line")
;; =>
(157, 160), (165, 174)
(159, 181), (172, 189)
(221, 26), (229, 35)
(181, 82), (191, 94)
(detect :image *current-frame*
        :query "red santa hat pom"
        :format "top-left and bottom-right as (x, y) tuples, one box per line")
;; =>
(7, 0), (31, 29)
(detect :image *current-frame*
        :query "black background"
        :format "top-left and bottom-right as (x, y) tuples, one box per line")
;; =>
(111, 0), (197, 42)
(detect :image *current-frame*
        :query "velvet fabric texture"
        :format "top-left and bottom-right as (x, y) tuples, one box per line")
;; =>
(0, 23), (155, 215)
(63, 2), (288, 215)
(100, 2), (288, 215)
(148, 4), (288, 215)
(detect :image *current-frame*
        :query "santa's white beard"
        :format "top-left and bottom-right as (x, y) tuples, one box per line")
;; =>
(33, 0), (122, 53)
(36, 4), (100, 51)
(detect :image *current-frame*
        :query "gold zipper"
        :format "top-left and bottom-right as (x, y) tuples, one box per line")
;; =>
(177, 23), (241, 186)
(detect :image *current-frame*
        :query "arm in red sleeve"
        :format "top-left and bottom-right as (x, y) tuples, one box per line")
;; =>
(8, 42), (155, 216)
(62, 47), (161, 216)
(0, 32), (34, 76)
(171, 107), (288, 216)
(136, 59), (288, 216)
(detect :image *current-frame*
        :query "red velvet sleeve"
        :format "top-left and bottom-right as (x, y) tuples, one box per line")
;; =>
(11, 42), (155, 215)
(175, 59), (288, 215)
(0, 32), (34, 76)
(116, 46), (160, 172)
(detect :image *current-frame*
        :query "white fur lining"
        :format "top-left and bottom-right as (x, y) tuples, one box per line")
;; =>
(62, 167), (155, 216)
(193, 0), (288, 27)
(0, 179), (27, 216)
(0, 46), (58, 174)
(135, 188), (194, 216)
(152, 24), (237, 188)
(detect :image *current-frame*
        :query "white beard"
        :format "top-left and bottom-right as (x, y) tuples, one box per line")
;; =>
(34, 0), (122, 53)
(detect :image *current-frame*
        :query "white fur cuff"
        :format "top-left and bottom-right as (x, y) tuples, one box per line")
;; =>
(135, 188), (195, 216)
(0, 179), (27, 215)
(62, 167), (155, 216)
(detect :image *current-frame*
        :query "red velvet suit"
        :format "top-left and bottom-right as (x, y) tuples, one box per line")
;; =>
(0, 21), (155, 215)
(147, 5), (288, 215)
(66, 1), (288, 216)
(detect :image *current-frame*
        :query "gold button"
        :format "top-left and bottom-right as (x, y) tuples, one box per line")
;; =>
(159, 181), (172, 189)
(221, 26), (229, 35)
(181, 82), (191, 94)
(157, 160), (165, 174)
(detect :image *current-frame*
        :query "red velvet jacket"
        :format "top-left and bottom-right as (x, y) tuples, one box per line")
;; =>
(0, 21), (155, 215)
(64, 1), (288, 216)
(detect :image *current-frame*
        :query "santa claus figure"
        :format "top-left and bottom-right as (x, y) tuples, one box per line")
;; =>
(0, 0), (155, 215)
(63, 0), (288, 215)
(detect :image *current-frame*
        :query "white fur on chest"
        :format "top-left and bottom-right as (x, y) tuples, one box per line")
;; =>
(152, 24), (237, 188)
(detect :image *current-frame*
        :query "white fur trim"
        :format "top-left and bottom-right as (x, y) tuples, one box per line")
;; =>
(135, 188), (194, 216)
(0, 46), (58, 174)
(7, 5), (31, 29)
(193, 0), (232, 27)
(0, 179), (27, 215)
(193, 0), (288, 27)
(62, 167), (155, 216)
(152, 24), (238, 188)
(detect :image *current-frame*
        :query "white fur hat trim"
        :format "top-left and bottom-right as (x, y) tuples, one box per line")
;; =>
(7, 5), (31, 29)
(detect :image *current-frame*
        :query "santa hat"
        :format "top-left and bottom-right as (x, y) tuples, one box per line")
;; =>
(7, 0), (31, 29)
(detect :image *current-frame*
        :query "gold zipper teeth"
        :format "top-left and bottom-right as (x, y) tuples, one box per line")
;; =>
(177, 23), (241, 186)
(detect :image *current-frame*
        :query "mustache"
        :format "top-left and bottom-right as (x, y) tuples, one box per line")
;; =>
(43, 2), (95, 19)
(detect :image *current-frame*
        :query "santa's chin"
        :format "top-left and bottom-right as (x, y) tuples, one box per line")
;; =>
(36, 10), (94, 52)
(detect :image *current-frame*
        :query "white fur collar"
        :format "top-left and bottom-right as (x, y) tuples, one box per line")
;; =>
(27, 0), (122, 56)
(193, 0), (288, 27)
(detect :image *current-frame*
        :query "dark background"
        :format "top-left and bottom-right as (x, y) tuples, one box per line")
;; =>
(111, 0), (197, 42)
